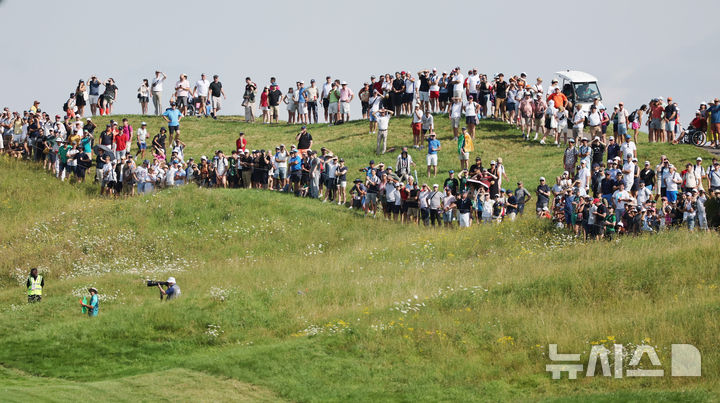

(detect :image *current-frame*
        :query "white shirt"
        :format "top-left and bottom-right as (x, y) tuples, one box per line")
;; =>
(637, 186), (652, 205)
(613, 189), (630, 210)
(587, 111), (601, 126)
(573, 110), (586, 128)
(322, 82), (333, 99)
(450, 102), (462, 118)
(620, 141), (636, 159)
(464, 102), (477, 117)
(412, 109), (423, 124)
(195, 79), (210, 97)
(274, 151), (288, 168)
(137, 127), (148, 143)
(376, 114), (391, 131)
(622, 162), (635, 188)
(175, 80), (190, 97)
(135, 166), (148, 183)
(418, 190), (429, 209)
(429, 75), (440, 92)
(166, 166), (177, 185)
(665, 172), (681, 191)
(616, 108), (629, 125)
(369, 96), (381, 114)
(578, 167), (591, 189)
(152, 76), (165, 92)
(404, 78), (415, 94)
(467, 74), (479, 93)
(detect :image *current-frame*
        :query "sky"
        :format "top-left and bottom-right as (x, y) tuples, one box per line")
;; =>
(1, 0), (718, 124)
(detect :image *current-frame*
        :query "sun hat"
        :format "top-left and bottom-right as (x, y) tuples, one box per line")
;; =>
(167, 277), (176, 284)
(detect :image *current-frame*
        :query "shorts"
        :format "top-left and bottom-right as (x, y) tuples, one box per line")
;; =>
(89, 95), (99, 105)
(443, 210), (454, 222)
(341, 102), (351, 114)
(713, 123), (720, 134)
(466, 116), (478, 125)
(458, 212), (471, 227)
(366, 192), (377, 205)
(451, 117), (461, 128)
(260, 106), (268, 111)
(617, 123), (628, 136)
(338, 180), (347, 188)
(137, 142), (147, 150)
(176, 96), (188, 108)
(523, 116), (533, 126)
(47, 153), (56, 163)
(275, 166), (287, 179)
(650, 118), (662, 130)
(419, 91), (430, 102)
(106, 180), (116, 189)
(290, 171), (301, 183)
(666, 190), (678, 203)
(459, 152), (469, 161)
(392, 204), (401, 214)
(506, 103), (516, 112)
(429, 91), (439, 99)
(270, 105), (279, 116)
(403, 93), (414, 103)
(453, 88), (463, 98)
(138, 96), (149, 103)
(426, 153), (438, 166)
(297, 103), (306, 114)
(412, 122), (422, 135)
(329, 103), (338, 114)
(212, 96), (222, 111)
(384, 201), (394, 213)
(323, 98), (329, 109)
(287, 103), (297, 113)
(536, 201), (548, 211)
(369, 113), (377, 122)
(439, 92), (449, 103)
(169, 125), (179, 134)
(631, 121), (640, 130)
(665, 121), (675, 132)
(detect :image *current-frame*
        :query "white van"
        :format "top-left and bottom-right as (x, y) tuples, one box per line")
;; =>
(554, 70), (602, 112)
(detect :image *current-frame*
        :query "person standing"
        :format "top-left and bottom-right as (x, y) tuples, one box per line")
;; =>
(80, 287), (100, 317)
(157, 277), (181, 300)
(243, 77), (257, 123)
(374, 109), (393, 155)
(137, 79), (150, 115)
(339, 81), (354, 122)
(162, 102), (183, 144)
(174, 74), (191, 115)
(268, 85), (282, 124)
(209, 75), (226, 119)
(306, 79), (319, 124)
(193, 73), (211, 117)
(99, 78), (118, 116)
(663, 97), (677, 144)
(87, 76), (102, 116)
(295, 125), (313, 157)
(426, 132), (441, 177)
(26, 268), (44, 303)
(151, 71), (167, 116)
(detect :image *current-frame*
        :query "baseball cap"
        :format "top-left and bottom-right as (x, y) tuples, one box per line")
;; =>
(539, 177), (545, 181)
(448, 170), (454, 173)
(697, 157), (703, 161)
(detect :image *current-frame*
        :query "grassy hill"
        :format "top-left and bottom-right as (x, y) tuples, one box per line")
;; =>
(0, 116), (719, 401)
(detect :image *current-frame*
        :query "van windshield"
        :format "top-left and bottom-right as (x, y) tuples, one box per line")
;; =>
(573, 82), (601, 103)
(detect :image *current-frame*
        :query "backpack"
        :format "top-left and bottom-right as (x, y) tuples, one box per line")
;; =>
(62, 102), (68, 112)
(628, 109), (637, 123)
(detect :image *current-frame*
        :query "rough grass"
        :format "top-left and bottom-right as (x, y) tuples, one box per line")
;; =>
(0, 116), (718, 401)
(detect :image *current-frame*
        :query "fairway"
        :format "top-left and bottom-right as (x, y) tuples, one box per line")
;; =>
(1, 116), (719, 402)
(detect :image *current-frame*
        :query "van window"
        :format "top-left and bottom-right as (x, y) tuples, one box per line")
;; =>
(573, 82), (601, 103)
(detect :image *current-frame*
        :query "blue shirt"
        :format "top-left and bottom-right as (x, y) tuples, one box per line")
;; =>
(88, 294), (99, 317)
(428, 139), (441, 155)
(81, 137), (92, 153)
(708, 104), (720, 124)
(163, 109), (182, 126)
(165, 284), (180, 300)
(297, 89), (306, 103)
(289, 155), (302, 172)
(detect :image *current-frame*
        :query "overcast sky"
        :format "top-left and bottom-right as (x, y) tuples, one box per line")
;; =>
(1, 0), (718, 124)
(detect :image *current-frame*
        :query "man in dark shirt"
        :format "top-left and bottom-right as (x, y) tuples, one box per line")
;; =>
(600, 171), (616, 204)
(209, 75), (226, 119)
(391, 72), (405, 116)
(664, 99), (677, 143)
(606, 136), (620, 161)
(469, 157), (484, 175)
(505, 189), (518, 220)
(268, 85), (282, 123)
(100, 125), (113, 146)
(295, 125), (313, 155)
(639, 161), (656, 187)
(536, 177), (550, 213)
(494, 74), (508, 120)
(591, 137), (605, 166)
(443, 170), (459, 195)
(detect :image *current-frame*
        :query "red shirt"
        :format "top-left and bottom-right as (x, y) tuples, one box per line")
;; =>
(260, 91), (269, 107)
(236, 137), (247, 152)
(114, 131), (129, 150)
(650, 105), (664, 119)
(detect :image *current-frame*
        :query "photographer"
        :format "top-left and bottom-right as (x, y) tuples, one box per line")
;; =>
(157, 277), (180, 300)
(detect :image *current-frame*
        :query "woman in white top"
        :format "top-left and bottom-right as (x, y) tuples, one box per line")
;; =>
(543, 100), (558, 145)
(138, 79), (150, 115)
(556, 106), (570, 144)
(464, 98), (479, 139)
(283, 87), (296, 124)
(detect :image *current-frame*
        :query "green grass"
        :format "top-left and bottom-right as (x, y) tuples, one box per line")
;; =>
(0, 116), (718, 402)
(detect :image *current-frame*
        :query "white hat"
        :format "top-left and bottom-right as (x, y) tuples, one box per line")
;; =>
(539, 176), (546, 181)
(141, 121), (147, 125)
(201, 155), (207, 160)
(697, 157), (703, 161)
(341, 81), (347, 85)
(167, 277), (176, 284)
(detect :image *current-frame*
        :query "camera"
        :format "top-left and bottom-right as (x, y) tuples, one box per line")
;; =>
(146, 280), (169, 287)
